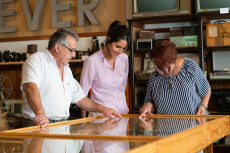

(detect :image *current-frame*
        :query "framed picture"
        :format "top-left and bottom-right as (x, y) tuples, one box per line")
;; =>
(143, 58), (155, 72)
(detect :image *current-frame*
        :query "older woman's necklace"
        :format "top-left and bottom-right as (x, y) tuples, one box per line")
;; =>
(168, 63), (177, 90)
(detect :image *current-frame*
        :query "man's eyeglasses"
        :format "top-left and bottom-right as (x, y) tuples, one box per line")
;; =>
(59, 43), (76, 54)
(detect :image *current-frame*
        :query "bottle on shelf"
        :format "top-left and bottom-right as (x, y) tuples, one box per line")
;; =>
(92, 36), (99, 53)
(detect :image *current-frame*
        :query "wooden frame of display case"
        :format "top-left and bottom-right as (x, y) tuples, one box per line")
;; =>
(0, 114), (229, 153)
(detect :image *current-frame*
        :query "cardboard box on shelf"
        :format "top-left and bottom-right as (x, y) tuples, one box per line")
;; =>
(206, 22), (230, 47)
(170, 35), (198, 48)
(139, 31), (155, 39)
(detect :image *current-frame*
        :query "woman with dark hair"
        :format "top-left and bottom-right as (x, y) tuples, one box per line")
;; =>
(139, 40), (211, 118)
(80, 20), (130, 117)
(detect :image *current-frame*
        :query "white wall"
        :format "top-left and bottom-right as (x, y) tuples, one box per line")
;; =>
(0, 36), (106, 53)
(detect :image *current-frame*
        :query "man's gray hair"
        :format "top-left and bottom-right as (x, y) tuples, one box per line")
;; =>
(47, 28), (79, 50)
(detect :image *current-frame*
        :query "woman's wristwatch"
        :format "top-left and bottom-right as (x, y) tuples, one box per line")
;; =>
(199, 104), (208, 110)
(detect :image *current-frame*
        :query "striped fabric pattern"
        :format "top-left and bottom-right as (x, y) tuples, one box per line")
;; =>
(143, 118), (213, 137)
(152, 118), (199, 137)
(144, 58), (210, 115)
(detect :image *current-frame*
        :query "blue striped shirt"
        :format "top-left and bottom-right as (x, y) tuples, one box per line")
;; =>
(144, 58), (210, 115)
(152, 118), (199, 137)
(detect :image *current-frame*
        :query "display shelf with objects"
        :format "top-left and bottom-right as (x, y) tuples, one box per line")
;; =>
(128, 15), (202, 114)
(198, 14), (230, 125)
(201, 14), (230, 82)
(0, 59), (83, 66)
(127, 1), (230, 121)
(126, 9), (230, 152)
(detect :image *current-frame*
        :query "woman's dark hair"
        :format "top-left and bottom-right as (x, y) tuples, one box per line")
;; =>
(106, 20), (130, 49)
(150, 40), (177, 73)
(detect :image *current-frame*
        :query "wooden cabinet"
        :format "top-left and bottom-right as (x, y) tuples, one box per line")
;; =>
(199, 14), (230, 115)
(0, 60), (83, 100)
(1, 114), (230, 153)
(128, 13), (230, 114)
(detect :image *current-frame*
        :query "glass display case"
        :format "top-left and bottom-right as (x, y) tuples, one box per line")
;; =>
(0, 114), (229, 153)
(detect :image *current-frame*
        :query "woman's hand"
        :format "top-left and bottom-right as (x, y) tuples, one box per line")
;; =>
(139, 117), (154, 131)
(139, 102), (153, 119)
(196, 105), (206, 115)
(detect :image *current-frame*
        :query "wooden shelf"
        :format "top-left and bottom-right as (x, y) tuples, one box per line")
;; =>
(209, 79), (230, 82)
(177, 47), (199, 53)
(69, 59), (83, 63)
(133, 47), (199, 54)
(213, 144), (230, 153)
(201, 13), (230, 20)
(128, 15), (198, 26)
(0, 59), (83, 66)
(0, 62), (23, 65)
(135, 80), (149, 84)
(209, 111), (230, 115)
(205, 46), (230, 51)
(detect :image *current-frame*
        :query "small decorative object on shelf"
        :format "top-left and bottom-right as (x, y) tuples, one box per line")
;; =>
(81, 52), (89, 61)
(2, 50), (10, 62)
(27, 44), (37, 54)
(206, 20), (230, 47)
(143, 58), (154, 72)
(21, 53), (26, 61)
(136, 39), (154, 51)
(139, 31), (155, 39)
(135, 71), (152, 81)
(0, 51), (2, 62)
(92, 36), (99, 52)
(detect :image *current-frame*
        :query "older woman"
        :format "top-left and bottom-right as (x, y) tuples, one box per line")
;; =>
(139, 40), (211, 118)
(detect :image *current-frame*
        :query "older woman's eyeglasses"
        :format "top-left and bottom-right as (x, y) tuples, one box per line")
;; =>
(59, 43), (76, 54)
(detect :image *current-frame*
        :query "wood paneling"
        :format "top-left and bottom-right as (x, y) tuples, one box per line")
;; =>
(0, 32), (107, 42)
(0, 0), (125, 41)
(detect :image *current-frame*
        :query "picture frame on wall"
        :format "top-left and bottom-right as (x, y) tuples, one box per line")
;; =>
(143, 58), (155, 72)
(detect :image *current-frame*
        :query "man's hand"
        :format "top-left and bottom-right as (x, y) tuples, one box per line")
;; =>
(102, 107), (122, 119)
(139, 102), (153, 119)
(101, 118), (121, 131)
(33, 113), (49, 128)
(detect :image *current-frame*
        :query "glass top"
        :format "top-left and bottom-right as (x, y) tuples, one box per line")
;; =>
(11, 116), (215, 139)
(0, 136), (150, 153)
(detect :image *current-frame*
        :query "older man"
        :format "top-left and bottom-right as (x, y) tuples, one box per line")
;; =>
(21, 28), (121, 127)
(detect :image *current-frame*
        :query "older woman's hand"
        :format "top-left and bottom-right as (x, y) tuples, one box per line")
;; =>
(139, 117), (154, 131)
(196, 105), (206, 115)
(139, 102), (153, 119)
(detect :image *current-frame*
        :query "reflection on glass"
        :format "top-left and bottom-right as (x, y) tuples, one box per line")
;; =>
(138, 117), (211, 137)
(0, 137), (148, 153)
(82, 140), (130, 153)
(26, 117), (213, 138)
(70, 118), (124, 136)
(0, 116), (217, 153)
(24, 138), (83, 153)
(25, 125), (84, 153)
(23, 139), (84, 153)
(82, 118), (129, 153)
